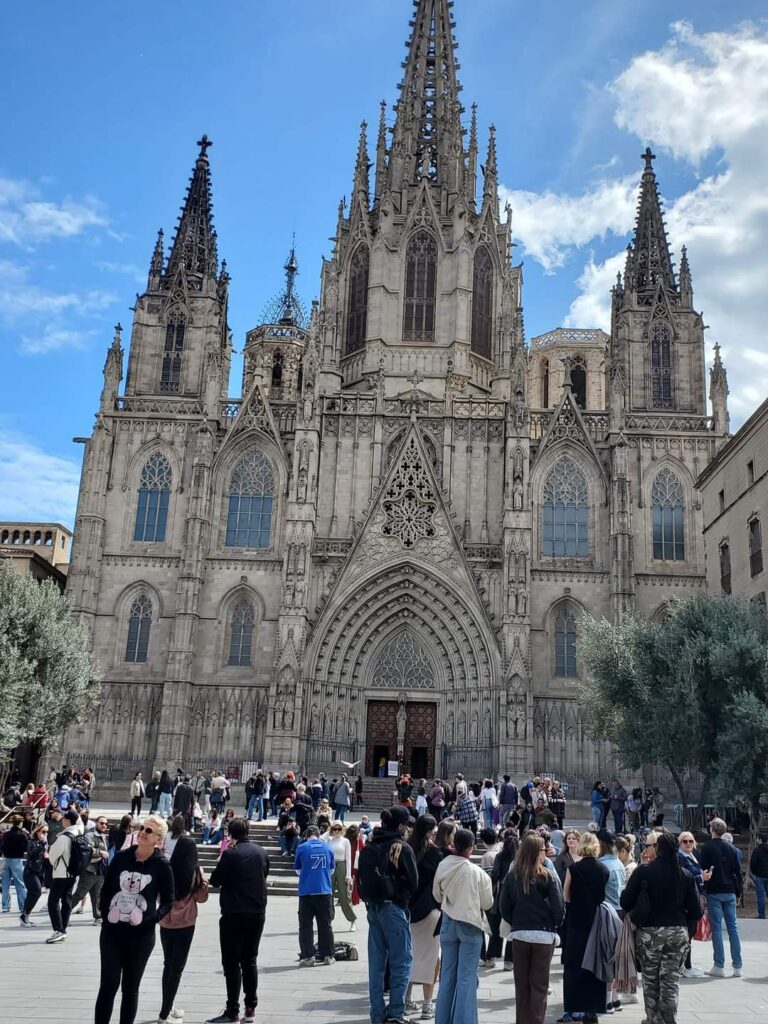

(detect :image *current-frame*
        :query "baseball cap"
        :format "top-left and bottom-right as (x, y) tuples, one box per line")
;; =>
(389, 805), (411, 827)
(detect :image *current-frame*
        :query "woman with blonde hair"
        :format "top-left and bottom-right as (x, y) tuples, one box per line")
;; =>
(559, 832), (609, 1023)
(500, 832), (564, 1024)
(616, 835), (637, 881)
(678, 830), (709, 978)
(95, 814), (174, 1024)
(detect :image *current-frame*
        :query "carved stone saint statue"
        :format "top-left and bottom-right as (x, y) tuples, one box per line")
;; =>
(512, 480), (524, 510)
(396, 695), (407, 755)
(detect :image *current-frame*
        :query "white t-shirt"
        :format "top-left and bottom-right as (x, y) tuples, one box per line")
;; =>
(322, 834), (352, 880)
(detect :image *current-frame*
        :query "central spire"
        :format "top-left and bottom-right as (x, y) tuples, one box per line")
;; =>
(626, 146), (676, 298)
(390, 0), (464, 190)
(166, 135), (218, 283)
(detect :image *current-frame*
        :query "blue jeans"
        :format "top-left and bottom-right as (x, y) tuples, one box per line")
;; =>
(436, 915), (484, 1024)
(482, 801), (495, 829)
(334, 804), (347, 822)
(202, 826), (222, 844)
(367, 902), (413, 1024)
(2, 858), (27, 912)
(707, 892), (742, 968)
(591, 805), (602, 823)
(279, 834), (299, 856)
(157, 792), (173, 817)
(247, 794), (262, 820)
(754, 876), (768, 918)
(612, 809), (625, 833)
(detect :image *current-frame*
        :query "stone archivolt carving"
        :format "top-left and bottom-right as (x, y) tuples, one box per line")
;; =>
(372, 629), (436, 689)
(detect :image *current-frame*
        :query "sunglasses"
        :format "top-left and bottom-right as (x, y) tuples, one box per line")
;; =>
(681, 839), (695, 844)
(140, 827), (157, 836)
(645, 842), (657, 848)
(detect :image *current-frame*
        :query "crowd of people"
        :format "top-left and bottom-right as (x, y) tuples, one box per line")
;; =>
(0, 763), (763, 1024)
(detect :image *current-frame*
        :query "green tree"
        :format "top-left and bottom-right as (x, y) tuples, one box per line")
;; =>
(0, 560), (101, 786)
(714, 690), (768, 849)
(578, 594), (768, 823)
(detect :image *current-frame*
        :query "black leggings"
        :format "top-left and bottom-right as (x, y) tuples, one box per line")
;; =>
(130, 797), (142, 816)
(95, 925), (156, 1024)
(48, 877), (73, 933)
(23, 869), (43, 917)
(160, 926), (195, 1019)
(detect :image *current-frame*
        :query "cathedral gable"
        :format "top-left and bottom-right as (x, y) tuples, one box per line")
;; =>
(532, 389), (605, 482)
(219, 380), (286, 466)
(643, 283), (678, 339)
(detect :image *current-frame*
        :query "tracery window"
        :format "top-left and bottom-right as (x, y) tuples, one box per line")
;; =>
(372, 630), (436, 688)
(403, 231), (437, 342)
(134, 453), (172, 542)
(225, 451), (274, 548)
(650, 321), (673, 408)
(228, 599), (255, 666)
(160, 319), (185, 393)
(554, 607), (578, 678)
(542, 457), (589, 558)
(651, 468), (685, 561)
(345, 245), (370, 356)
(125, 595), (152, 663)
(471, 246), (493, 359)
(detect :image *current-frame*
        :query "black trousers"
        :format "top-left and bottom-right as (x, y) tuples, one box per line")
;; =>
(219, 912), (265, 1014)
(23, 869), (43, 917)
(95, 925), (156, 1024)
(130, 797), (142, 815)
(298, 893), (335, 960)
(160, 925), (195, 1019)
(48, 877), (73, 933)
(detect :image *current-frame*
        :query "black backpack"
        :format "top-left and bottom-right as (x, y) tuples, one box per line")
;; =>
(357, 841), (396, 904)
(67, 833), (93, 879)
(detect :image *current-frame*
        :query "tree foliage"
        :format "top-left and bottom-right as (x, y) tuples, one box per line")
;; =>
(0, 560), (101, 762)
(578, 594), (768, 814)
(714, 691), (768, 843)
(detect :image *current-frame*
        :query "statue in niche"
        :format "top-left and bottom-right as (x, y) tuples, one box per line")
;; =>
(309, 703), (319, 736)
(273, 698), (285, 730)
(470, 709), (479, 745)
(336, 707), (345, 738)
(396, 695), (407, 755)
(457, 709), (466, 743)
(483, 707), (491, 745)
(445, 710), (454, 743)
(348, 708), (357, 740)
(297, 467), (308, 503)
(323, 703), (332, 735)
(507, 700), (525, 740)
(512, 480), (524, 510)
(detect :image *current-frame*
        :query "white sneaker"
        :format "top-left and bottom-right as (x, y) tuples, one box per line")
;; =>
(421, 1002), (435, 1020)
(349, 921), (357, 932)
(733, 968), (743, 977)
(682, 966), (705, 978)
(74, 905), (84, 915)
(707, 966), (726, 977)
(405, 1002), (420, 1014)
(623, 993), (639, 1003)
(169, 1009), (185, 1021)
(20, 915), (33, 927)
(503, 961), (514, 971)
(45, 931), (65, 944)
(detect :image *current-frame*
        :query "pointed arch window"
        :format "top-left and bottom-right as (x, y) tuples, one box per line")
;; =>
(270, 350), (283, 394)
(570, 357), (587, 409)
(554, 606), (578, 677)
(651, 468), (685, 560)
(225, 451), (274, 548)
(471, 246), (493, 359)
(125, 595), (152, 663)
(543, 457), (589, 558)
(719, 541), (731, 594)
(228, 599), (255, 666)
(134, 453), (172, 542)
(345, 245), (370, 356)
(403, 231), (437, 342)
(541, 359), (549, 408)
(650, 321), (672, 408)
(160, 318), (185, 393)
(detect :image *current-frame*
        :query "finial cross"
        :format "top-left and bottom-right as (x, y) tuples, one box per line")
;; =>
(642, 146), (656, 170)
(197, 134), (213, 156)
(407, 369), (424, 392)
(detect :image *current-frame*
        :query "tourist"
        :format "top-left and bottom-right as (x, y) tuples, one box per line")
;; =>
(627, 788), (643, 831)
(597, 829), (626, 909)
(429, 779), (446, 819)
(210, 770), (230, 814)
(72, 814), (109, 922)
(479, 826), (502, 969)
(589, 782), (604, 825)
(405, 814), (441, 1019)
(487, 831), (518, 971)
(678, 830), (708, 977)
(554, 828), (581, 884)
(621, 832), (701, 1024)
(560, 832), (609, 1022)
(145, 771), (161, 814)
(310, 778), (323, 810)
(129, 772), (145, 816)
(1, 813), (28, 915)
(164, 814), (187, 861)
(20, 820), (48, 925)
(294, 783), (315, 833)
(500, 832), (564, 1024)
(749, 833), (768, 919)
(378, 756), (387, 779)
(172, 775), (195, 828)
(277, 799), (300, 858)
(157, 770), (174, 818)
(323, 821), (356, 930)
(46, 808), (83, 943)
(355, 774), (364, 807)
(276, 771), (297, 806)
(415, 780), (428, 817)
(359, 805), (418, 1024)
(346, 823), (364, 905)
(432, 827), (493, 1024)
(535, 800), (558, 830)
(206, 817), (268, 1024)
(359, 814), (373, 841)
(498, 775), (518, 826)
(651, 787), (665, 827)
(549, 781), (567, 830)
(698, 817), (743, 977)
(294, 824), (336, 967)
(453, 774), (467, 800)
(158, 818), (206, 1023)
(93, 814), (173, 1023)
(202, 808), (223, 846)
(456, 788), (479, 835)
(478, 780), (498, 830)
(642, 831), (660, 864)
(615, 835), (638, 881)
(608, 779), (628, 834)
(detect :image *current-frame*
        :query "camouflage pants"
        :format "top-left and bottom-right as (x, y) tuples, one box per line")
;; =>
(636, 926), (688, 1024)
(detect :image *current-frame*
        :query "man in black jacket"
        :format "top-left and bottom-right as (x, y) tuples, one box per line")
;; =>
(749, 834), (768, 919)
(172, 776), (195, 829)
(698, 817), (743, 977)
(206, 817), (270, 1024)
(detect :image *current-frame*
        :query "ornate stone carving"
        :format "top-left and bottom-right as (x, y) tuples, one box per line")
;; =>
(372, 629), (436, 689)
(381, 436), (438, 549)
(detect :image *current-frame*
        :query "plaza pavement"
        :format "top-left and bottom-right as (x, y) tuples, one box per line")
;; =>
(1, 887), (766, 1024)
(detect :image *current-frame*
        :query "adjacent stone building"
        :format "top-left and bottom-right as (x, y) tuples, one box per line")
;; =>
(698, 387), (767, 608)
(63, 0), (730, 782)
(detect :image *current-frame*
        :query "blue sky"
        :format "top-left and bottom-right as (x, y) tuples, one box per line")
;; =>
(2, 0), (768, 526)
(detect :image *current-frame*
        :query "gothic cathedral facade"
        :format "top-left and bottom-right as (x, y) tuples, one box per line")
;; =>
(64, 1), (730, 782)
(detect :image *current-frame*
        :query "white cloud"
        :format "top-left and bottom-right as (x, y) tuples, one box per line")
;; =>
(0, 176), (108, 245)
(503, 21), (768, 427)
(19, 328), (95, 356)
(0, 435), (80, 526)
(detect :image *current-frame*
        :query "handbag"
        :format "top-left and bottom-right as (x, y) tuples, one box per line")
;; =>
(630, 878), (651, 928)
(694, 911), (712, 942)
(162, 866), (208, 929)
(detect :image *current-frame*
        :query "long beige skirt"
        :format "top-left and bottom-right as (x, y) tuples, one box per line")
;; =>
(410, 909), (441, 985)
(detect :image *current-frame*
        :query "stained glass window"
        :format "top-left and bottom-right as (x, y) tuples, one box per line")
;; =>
(543, 457), (589, 558)
(555, 607), (577, 677)
(160, 320), (185, 393)
(346, 245), (370, 355)
(134, 453), (172, 542)
(651, 468), (685, 560)
(651, 321), (672, 408)
(403, 231), (437, 342)
(471, 246), (493, 359)
(125, 595), (152, 663)
(228, 599), (255, 666)
(225, 452), (274, 548)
